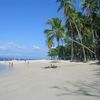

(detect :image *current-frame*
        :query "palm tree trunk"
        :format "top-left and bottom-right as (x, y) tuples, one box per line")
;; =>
(69, 20), (74, 61)
(71, 39), (74, 61)
(57, 40), (60, 60)
(72, 19), (87, 62)
(68, 37), (95, 55)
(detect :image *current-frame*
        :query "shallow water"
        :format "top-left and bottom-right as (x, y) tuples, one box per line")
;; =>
(0, 64), (9, 73)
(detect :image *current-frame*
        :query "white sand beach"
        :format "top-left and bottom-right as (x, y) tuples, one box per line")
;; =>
(0, 60), (100, 100)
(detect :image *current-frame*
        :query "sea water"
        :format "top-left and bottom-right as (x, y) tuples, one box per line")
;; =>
(0, 64), (9, 73)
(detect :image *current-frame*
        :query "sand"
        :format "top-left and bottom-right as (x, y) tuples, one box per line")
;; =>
(0, 60), (100, 100)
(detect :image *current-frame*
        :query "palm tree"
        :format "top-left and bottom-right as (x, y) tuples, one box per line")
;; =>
(44, 0), (99, 62)
(44, 18), (64, 59)
(57, 0), (76, 61)
(57, 0), (98, 61)
(57, 0), (88, 61)
(81, 0), (100, 60)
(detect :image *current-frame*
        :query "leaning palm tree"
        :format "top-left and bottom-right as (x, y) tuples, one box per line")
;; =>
(57, 0), (97, 62)
(81, 0), (100, 60)
(57, 0), (88, 61)
(44, 18), (64, 59)
(57, 0), (76, 61)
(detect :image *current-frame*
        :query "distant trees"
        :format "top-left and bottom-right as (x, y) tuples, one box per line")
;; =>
(48, 48), (58, 60)
(48, 45), (71, 60)
(44, 0), (100, 62)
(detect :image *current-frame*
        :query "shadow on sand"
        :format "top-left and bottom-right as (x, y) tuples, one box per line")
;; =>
(50, 66), (100, 98)
(43, 64), (59, 69)
(51, 80), (100, 97)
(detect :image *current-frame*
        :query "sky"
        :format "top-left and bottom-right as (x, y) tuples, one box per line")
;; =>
(0, 0), (63, 59)
(0, 0), (81, 59)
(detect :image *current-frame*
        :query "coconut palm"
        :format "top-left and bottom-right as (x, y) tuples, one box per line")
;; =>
(57, 0), (88, 61)
(44, 18), (65, 59)
(57, 0), (76, 61)
(81, 0), (100, 60)
(44, 0), (99, 62)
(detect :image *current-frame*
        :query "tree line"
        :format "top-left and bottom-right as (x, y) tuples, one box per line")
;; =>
(44, 0), (100, 62)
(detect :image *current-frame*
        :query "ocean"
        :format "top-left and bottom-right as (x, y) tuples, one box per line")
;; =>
(0, 64), (9, 73)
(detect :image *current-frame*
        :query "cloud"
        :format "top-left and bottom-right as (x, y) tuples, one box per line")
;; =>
(33, 45), (40, 50)
(0, 41), (47, 59)
(0, 46), (7, 50)
(0, 42), (25, 51)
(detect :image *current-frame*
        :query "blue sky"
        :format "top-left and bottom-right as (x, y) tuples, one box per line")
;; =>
(0, 0), (63, 59)
(0, 0), (81, 59)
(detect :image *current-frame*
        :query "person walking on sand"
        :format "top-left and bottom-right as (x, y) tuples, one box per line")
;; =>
(27, 61), (29, 65)
(9, 62), (11, 68)
(9, 62), (14, 69)
(11, 62), (14, 68)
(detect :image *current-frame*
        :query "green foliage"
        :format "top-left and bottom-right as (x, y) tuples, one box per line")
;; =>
(44, 18), (65, 48)
(44, 0), (100, 62)
(48, 48), (58, 59)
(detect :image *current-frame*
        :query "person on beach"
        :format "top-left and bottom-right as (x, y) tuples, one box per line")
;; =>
(9, 62), (14, 69)
(27, 61), (29, 66)
(24, 60), (26, 63)
(9, 62), (11, 69)
(11, 62), (14, 68)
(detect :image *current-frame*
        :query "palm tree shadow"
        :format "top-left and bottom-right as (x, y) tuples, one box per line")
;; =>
(51, 80), (100, 97)
(93, 66), (100, 77)
(50, 61), (100, 97)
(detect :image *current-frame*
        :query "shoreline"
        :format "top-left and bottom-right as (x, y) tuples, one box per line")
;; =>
(0, 60), (100, 100)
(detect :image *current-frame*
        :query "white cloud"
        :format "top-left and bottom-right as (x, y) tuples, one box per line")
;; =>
(0, 42), (25, 51)
(0, 41), (47, 58)
(33, 45), (40, 50)
(0, 46), (7, 50)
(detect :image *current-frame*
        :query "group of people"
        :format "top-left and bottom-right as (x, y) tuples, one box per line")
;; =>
(8, 60), (30, 69)
(24, 60), (30, 65)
